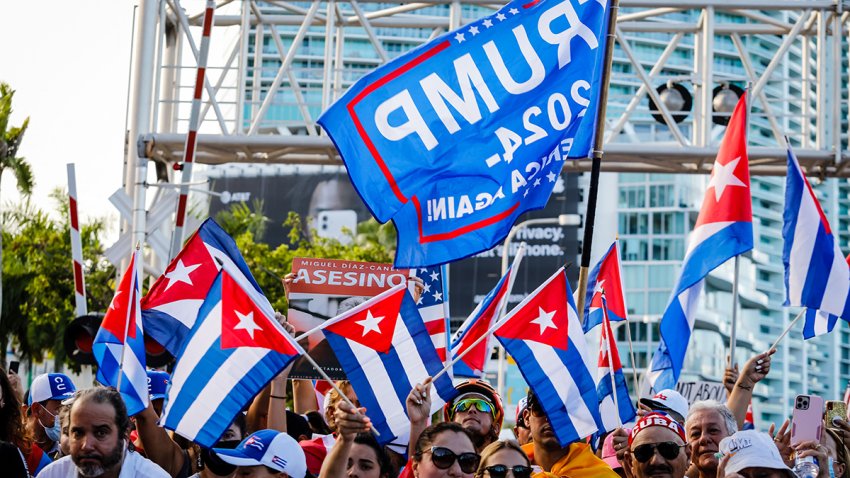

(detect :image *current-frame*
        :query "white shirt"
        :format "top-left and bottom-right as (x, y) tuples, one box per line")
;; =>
(38, 449), (170, 478)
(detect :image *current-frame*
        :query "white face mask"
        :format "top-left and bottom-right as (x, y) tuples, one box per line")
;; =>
(39, 406), (61, 442)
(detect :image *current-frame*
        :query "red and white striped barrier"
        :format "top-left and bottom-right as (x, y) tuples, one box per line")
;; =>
(169, 0), (216, 260)
(67, 163), (87, 317)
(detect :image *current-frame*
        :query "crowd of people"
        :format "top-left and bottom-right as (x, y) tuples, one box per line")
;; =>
(0, 335), (848, 478)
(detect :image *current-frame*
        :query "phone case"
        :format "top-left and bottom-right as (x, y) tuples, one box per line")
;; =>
(791, 395), (824, 445)
(825, 400), (847, 428)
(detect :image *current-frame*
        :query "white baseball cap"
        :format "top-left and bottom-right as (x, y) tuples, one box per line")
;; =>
(719, 430), (794, 477)
(28, 373), (76, 405)
(640, 389), (689, 421)
(214, 429), (306, 478)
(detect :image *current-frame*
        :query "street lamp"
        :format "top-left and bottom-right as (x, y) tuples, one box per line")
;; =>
(496, 213), (582, 400)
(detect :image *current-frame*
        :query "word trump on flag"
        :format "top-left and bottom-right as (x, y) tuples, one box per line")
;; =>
(318, 0), (610, 267)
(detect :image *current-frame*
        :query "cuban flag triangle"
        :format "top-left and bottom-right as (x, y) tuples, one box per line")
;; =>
(142, 218), (265, 355)
(583, 241), (628, 332)
(646, 92), (753, 392)
(93, 248), (150, 416)
(783, 146), (850, 322)
(450, 266), (513, 378)
(414, 265), (451, 363)
(317, 0), (612, 267)
(320, 284), (457, 445)
(595, 293), (636, 433)
(494, 268), (604, 446)
(160, 267), (303, 447)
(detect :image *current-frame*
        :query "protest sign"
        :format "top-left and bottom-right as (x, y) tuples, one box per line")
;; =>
(675, 380), (728, 406)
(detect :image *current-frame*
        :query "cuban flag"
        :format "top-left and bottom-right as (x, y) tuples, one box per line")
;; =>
(413, 265), (451, 362)
(595, 294), (636, 433)
(93, 249), (149, 416)
(783, 146), (850, 320)
(160, 267), (303, 447)
(646, 92), (753, 392)
(802, 309), (844, 339)
(583, 241), (628, 332)
(742, 401), (754, 430)
(320, 284), (457, 444)
(318, 0), (612, 267)
(450, 267), (512, 378)
(494, 268), (603, 446)
(142, 218), (265, 355)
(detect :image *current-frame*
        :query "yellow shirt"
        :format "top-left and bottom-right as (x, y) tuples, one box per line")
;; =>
(521, 442), (619, 478)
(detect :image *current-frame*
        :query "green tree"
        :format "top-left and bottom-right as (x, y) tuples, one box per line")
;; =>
(0, 82), (34, 327)
(214, 199), (270, 239)
(1, 192), (114, 369)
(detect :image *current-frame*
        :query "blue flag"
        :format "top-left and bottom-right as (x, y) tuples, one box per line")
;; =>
(318, 0), (611, 267)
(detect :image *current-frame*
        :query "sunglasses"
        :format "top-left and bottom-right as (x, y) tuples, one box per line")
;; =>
(485, 465), (533, 478)
(632, 442), (686, 463)
(453, 398), (495, 417)
(421, 446), (480, 473)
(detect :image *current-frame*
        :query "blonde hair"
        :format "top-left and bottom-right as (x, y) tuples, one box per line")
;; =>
(324, 381), (355, 430)
(474, 441), (530, 478)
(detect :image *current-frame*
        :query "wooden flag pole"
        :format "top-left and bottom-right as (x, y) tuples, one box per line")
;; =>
(576, 0), (622, 319)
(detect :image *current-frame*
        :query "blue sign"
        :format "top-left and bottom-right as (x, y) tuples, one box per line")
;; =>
(318, 0), (611, 267)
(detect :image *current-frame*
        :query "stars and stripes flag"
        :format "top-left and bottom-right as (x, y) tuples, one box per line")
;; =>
(583, 241), (628, 332)
(595, 293), (636, 434)
(160, 266), (303, 447)
(142, 218), (265, 355)
(93, 248), (149, 416)
(413, 265), (450, 363)
(646, 92), (753, 392)
(494, 268), (604, 446)
(320, 284), (457, 444)
(783, 146), (850, 332)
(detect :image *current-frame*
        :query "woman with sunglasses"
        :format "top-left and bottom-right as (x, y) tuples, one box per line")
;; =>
(625, 412), (690, 478)
(413, 422), (480, 478)
(474, 441), (532, 478)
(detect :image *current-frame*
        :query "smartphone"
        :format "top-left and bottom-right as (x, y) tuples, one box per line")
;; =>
(8, 360), (19, 374)
(825, 400), (847, 428)
(791, 394), (824, 445)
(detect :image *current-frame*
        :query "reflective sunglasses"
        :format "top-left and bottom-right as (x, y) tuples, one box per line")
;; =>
(421, 447), (480, 473)
(452, 398), (495, 417)
(632, 442), (686, 463)
(485, 464), (533, 478)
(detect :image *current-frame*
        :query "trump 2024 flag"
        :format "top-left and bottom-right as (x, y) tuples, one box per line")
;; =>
(494, 268), (603, 446)
(321, 284), (457, 445)
(161, 268), (303, 447)
(318, 0), (611, 267)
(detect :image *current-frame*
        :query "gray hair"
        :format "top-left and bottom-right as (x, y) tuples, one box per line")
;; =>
(686, 400), (738, 435)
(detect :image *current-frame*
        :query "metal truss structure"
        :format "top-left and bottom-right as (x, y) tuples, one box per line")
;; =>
(126, 0), (850, 227)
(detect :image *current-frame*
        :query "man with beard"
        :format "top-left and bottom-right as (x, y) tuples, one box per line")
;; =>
(39, 387), (169, 478)
(685, 401), (738, 478)
(625, 413), (690, 478)
(520, 390), (617, 477)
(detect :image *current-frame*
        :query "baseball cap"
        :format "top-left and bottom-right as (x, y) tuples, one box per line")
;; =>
(147, 370), (170, 400)
(601, 428), (631, 469)
(28, 373), (76, 405)
(719, 430), (794, 477)
(640, 389), (689, 422)
(215, 429), (307, 478)
(515, 397), (529, 426)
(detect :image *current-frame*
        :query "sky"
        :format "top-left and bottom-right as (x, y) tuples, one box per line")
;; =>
(1, 2), (137, 238)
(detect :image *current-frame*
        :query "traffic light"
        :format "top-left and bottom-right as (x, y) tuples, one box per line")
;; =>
(63, 314), (102, 365)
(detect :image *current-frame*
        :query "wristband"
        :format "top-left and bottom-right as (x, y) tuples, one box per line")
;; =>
(270, 395), (287, 400)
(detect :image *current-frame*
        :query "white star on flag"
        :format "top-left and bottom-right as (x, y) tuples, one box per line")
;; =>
(454, 32), (465, 43)
(164, 259), (201, 290)
(109, 290), (122, 310)
(510, 8), (519, 14)
(496, 12), (506, 21)
(483, 19), (493, 28)
(469, 26), (479, 36)
(547, 171), (557, 183)
(530, 307), (557, 334)
(593, 279), (606, 295)
(234, 310), (263, 339)
(707, 157), (747, 202)
(433, 291), (443, 302)
(430, 270), (440, 282)
(356, 311), (384, 336)
(422, 282), (431, 293)
(534, 178), (541, 187)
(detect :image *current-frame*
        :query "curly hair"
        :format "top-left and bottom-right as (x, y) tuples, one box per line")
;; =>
(0, 368), (31, 453)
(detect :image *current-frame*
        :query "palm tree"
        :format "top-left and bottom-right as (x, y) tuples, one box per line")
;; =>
(0, 83), (34, 326)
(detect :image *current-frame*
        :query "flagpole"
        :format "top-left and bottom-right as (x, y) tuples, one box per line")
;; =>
(496, 243), (527, 401)
(623, 320), (641, 400)
(602, 294), (623, 428)
(117, 245), (140, 392)
(729, 88), (749, 368)
(576, 0), (621, 320)
(769, 308), (806, 352)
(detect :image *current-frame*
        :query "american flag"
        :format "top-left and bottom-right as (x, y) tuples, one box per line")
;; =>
(413, 266), (450, 363)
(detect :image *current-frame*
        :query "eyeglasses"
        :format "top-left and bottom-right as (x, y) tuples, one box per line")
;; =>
(419, 447), (480, 473)
(632, 442), (687, 463)
(485, 465), (533, 478)
(452, 398), (495, 418)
